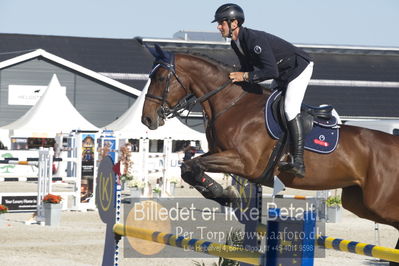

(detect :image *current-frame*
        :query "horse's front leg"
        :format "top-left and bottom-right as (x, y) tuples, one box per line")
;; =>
(180, 150), (244, 207)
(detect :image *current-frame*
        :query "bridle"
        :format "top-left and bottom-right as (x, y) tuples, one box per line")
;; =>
(145, 58), (231, 120)
(145, 60), (191, 119)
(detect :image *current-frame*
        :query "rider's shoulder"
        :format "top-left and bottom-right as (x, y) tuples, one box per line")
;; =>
(242, 27), (271, 43)
(242, 27), (263, 36)
(241, 27), (273, 51)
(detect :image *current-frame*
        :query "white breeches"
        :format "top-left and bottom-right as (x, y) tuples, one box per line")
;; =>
(284, 62), (314, 121)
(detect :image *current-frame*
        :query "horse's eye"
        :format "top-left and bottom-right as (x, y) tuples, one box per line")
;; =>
(158, 77), (165, 82)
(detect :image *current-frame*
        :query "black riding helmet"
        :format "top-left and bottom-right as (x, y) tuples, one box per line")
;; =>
(211, 3), (245, 26)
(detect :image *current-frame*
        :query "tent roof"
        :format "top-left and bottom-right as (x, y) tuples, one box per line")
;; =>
(104, 80), (206, 141)
(0, 48), (141, 97)
(1, 74), (99, 137)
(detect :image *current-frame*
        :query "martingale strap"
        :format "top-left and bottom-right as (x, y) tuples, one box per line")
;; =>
(194, 80), (232, 104)
(166, 79), (231, 119)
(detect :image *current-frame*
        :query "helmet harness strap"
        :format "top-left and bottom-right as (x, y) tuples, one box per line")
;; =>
(227, 19), (237, 38)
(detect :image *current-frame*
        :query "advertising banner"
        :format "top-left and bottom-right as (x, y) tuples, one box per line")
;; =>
(81, 133), (95, 202)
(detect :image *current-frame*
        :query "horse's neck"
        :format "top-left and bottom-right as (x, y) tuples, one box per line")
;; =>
(193, 79), (243, 121)
(178, 55), (243, 119)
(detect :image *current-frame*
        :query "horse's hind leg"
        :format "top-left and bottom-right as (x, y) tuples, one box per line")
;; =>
(342, 186), (396, 225)
(343, 186), (399, 266)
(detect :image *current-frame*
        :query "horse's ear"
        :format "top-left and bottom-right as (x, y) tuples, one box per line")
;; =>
(145, 44), (158, 58)
(146, 44), (174, 65)
(154, 44), (166, 59)
(146, 44), (166, 60)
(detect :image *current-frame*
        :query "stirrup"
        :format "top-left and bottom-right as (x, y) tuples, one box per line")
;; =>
(278, 161), (305, 178)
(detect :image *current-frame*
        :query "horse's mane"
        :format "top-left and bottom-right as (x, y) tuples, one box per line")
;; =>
(176, 51), (267, 94)
(177, 51), (235, 72)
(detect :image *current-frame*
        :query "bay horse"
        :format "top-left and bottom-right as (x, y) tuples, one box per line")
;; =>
(141, 45), (399, 253)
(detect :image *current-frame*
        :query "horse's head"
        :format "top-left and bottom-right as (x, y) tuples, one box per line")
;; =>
(142, 45), (191, 130)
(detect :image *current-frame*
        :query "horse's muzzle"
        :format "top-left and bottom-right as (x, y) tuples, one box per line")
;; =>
(141, 115), (165, 130)
(141, 115), (156, 130)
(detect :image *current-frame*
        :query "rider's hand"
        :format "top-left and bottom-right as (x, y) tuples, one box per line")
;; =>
(229, 72), (248, 83)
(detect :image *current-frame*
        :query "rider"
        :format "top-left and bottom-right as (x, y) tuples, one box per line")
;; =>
(212, 3), (314, 177)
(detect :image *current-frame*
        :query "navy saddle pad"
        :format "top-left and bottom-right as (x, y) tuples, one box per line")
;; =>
(265, 90), (340, 154)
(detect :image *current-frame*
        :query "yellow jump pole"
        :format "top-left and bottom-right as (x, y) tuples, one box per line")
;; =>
(255, 225), (399, 263)
(113, 223), (263, 265)
(317, 236), (399, 263)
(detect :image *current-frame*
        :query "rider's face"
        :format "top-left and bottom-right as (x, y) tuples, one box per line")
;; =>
(217, 20), (230, 38)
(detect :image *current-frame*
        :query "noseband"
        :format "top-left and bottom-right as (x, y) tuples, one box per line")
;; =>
(146, 59), (232, 119)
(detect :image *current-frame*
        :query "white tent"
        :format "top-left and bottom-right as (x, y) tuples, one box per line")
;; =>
(1, 74), (99, 138)
(104, 80), (211, 186)
(104, 79), (207, 145)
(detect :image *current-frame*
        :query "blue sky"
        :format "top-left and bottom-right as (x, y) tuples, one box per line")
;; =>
(1, 0), (398, 47)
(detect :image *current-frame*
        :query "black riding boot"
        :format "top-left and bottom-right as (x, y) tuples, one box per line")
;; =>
(280, 114), (306, 177)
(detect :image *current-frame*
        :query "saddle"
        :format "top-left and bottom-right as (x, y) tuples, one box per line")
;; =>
(270, 91), (337, 137)
(254, 90), (340, 185)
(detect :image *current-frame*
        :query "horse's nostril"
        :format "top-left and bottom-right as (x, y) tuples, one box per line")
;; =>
(142, 116), (152, 127)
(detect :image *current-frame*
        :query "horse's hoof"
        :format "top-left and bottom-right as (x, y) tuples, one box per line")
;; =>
(223, 185), (241, 209)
